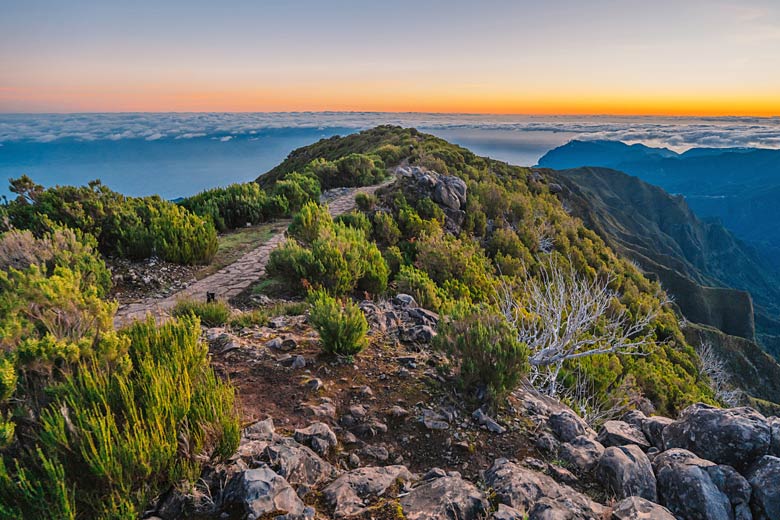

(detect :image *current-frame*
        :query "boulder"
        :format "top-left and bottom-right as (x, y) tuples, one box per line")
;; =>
(401, 474), (489, 520)
(263, 438), (338, 490)
(473, 408), (506, 434)
(653, 448), (752, 520)
(491, 504), (525, 520)
(595, 445), (656, 501)
(484, 458), (605, 519)
(559, 435), (605, 472)
(769, 417), (780, 457)
(293, 422), (338, 456)
(747, 455), (780, 520)
(244, 417), (277, 441)
(622, 410), (648, 430)
(548, 410), (594, 442)
(222, 466), (306, 519)
(662, 403), (770, 471)
(641, 416), (674, 450)
(322, 465), (416, 518)
(598, 420), (650, 450)
(611, 496), (675, 520)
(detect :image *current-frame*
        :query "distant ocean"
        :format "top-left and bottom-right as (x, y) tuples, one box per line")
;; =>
(1, 113), (779, 199)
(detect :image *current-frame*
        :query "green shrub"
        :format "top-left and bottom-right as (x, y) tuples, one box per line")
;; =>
(228, 301), (308, 328)
(172, 298), (232, 327)
(0, 225), (112, 296)
(268, 211), (388, 296)
(437, 311), (529, 402)
(179, 182), (271, 231)
(305, 154), (386, 189)
(308, 290), (368, 356)
(288, 202), (333, 245)
(335, 211), (372, 236)
(354, 192), (377, 212)
(372, 211), (401, 246)
(5, 177), (218, 265)
(0, 229), (238, 518)
(272, 172), (321, 213)
(395, 265), (442, 311)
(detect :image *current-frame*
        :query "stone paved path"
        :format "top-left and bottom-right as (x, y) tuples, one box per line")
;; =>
(114, 180), (393, 327)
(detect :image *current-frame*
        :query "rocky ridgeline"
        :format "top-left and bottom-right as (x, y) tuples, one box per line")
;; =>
(395, 165), (468, 234)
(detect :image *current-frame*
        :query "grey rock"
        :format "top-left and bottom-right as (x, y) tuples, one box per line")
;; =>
(222, 466), (305, 519)
(304, 378), (324, 392)
(595, 445), (657, 502)
(663, 403), (770, 471)
(394, 293), (418, 308)
(641, 415), (674, 450)
(548, 183), (563, 194)
(653, 448), (752, 520)
(747, 455), (780, 520)
(401, 474), (489, 520)
(421, 409), (450, 430)
(473, 408), (506, 434)
(322, 465), (416, 518)
(280, 355), (306, 369)
(293, 422), (338, 456)
(263, 438), (338, 489)
(559, 435), (605, 473)
(351, 418), (388, 437)
(622, 410), (648, 430)
(548, 410), (594, 442)
(598, 420), (650, 450)
(768, 417), (780, 457)
(359, 444), (389, 462)
(534, 431), (560, 455)
(491, 504), (525, 520)
(484, 458), (605, 519)
(422, 467), (448, 480)
(387, 405), (410, 418)
(347, 453), (360, 468)
(303, 399), (337, 419)
(611, 496), (675, 520)
(245, 418), (276, 441)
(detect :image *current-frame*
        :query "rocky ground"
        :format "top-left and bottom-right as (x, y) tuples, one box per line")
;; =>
(142, 293), (780, 520)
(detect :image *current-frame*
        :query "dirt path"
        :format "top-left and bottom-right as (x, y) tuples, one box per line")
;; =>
(114, 180), (392, 327)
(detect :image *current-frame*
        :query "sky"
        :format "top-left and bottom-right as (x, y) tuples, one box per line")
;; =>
(1, 0), (780, 115)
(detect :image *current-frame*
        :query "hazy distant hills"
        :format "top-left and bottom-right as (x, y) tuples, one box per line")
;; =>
(538, 140), (780, 265)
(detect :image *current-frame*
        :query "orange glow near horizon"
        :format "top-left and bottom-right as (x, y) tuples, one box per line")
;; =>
(3, 85), (779, 117)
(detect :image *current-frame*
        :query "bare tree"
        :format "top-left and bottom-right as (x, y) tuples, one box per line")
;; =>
(499, 257), (665, 396)
(695, 342), (743, 406)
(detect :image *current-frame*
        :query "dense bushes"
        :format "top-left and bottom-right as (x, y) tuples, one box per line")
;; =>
(308, 290), (368, 356)
(0, 231), (239, 519)
(4, 176), (217, 264)
(172, 298), (232, 327)
(437, 310), (529, 402)
(267, 202), (388, 296)
(178, 182), (272, 231)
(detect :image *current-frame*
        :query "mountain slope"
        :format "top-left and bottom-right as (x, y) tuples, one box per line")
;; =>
(544, 166), (780, 406)
(537, 140), (780, 266)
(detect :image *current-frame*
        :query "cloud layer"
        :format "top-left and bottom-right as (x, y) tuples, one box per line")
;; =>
(1, 113), (779, 151)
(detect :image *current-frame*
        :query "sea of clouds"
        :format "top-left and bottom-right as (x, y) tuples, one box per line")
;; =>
(1, 113), (780, 151)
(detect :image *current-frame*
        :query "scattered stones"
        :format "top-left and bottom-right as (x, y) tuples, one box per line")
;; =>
(598, 420), (650, 450)
(662, 403), (771, 471)
(491, 504), (525, 520)
(595, 445), (657, 502)
(359, 444), (389, 462)
(472, 408), (506, 434)
(293, 422), (338, 456)
(559, 435), (605, 472)
(747, 455), (780, 520)
(303, 398), (337, 420)
(393, 293), (418, 307)
(304, 378), (324, 392)
(322, 465), (416, 518)
(611, 496), (676, 520)
(387, 405), (410, 418)
(280, 355), (306, 369)
(421, 409), (450, 430)
(401, 474), (489, 520)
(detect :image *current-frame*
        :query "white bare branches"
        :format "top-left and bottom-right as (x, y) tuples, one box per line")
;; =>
(695, 342), (743, 406)
(499, 257), (665, 396)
